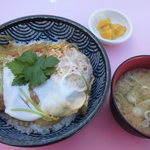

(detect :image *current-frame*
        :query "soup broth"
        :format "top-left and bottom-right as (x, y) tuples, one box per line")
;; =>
(114, 69), (150, 135)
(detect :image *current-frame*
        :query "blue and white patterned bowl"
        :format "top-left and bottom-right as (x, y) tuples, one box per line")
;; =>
(0, 15), (110, 147)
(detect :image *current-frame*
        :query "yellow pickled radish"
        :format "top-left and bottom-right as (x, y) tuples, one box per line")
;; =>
(96, 17), (127, 40)
(97, 18), (110, 29)
(112, 25), (126, 38)
(100, 28), (112, 40)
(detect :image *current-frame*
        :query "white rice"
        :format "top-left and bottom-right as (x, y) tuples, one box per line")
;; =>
(15, 39), (61, 46)
(0, 113), (76, 135)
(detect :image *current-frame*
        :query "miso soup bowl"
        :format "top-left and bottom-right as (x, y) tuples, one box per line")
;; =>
(110, 55), (150, 138)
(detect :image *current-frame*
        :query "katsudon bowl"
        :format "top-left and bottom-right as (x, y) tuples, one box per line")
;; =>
(0, 15), (110, 147)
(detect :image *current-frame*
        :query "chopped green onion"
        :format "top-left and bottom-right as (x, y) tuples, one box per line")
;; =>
(11, 108), (57, 121)
(11, 108), (43, 116)
(19, 88), (43, 113)
(81, 75), (94, 95)
(0, 34), (14, 41)
(144, 110), (150, 120)
(0, 57), (10, 62)
(81, 75), (90, 94)
(12, 88), (58, 121)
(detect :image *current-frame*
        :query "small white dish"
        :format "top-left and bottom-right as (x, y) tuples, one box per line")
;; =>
(88, 8), (133, 45)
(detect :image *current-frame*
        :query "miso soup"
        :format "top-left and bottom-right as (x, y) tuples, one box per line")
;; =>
(114, 69), (150, 135)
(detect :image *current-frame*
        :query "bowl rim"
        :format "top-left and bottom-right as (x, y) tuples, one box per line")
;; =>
(0, 15), (111, 147)
(88, 8), (133, 45)
(111, 55), (150, 138)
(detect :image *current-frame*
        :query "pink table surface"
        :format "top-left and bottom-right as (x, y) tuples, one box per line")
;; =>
(0, 0), (150, 149)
